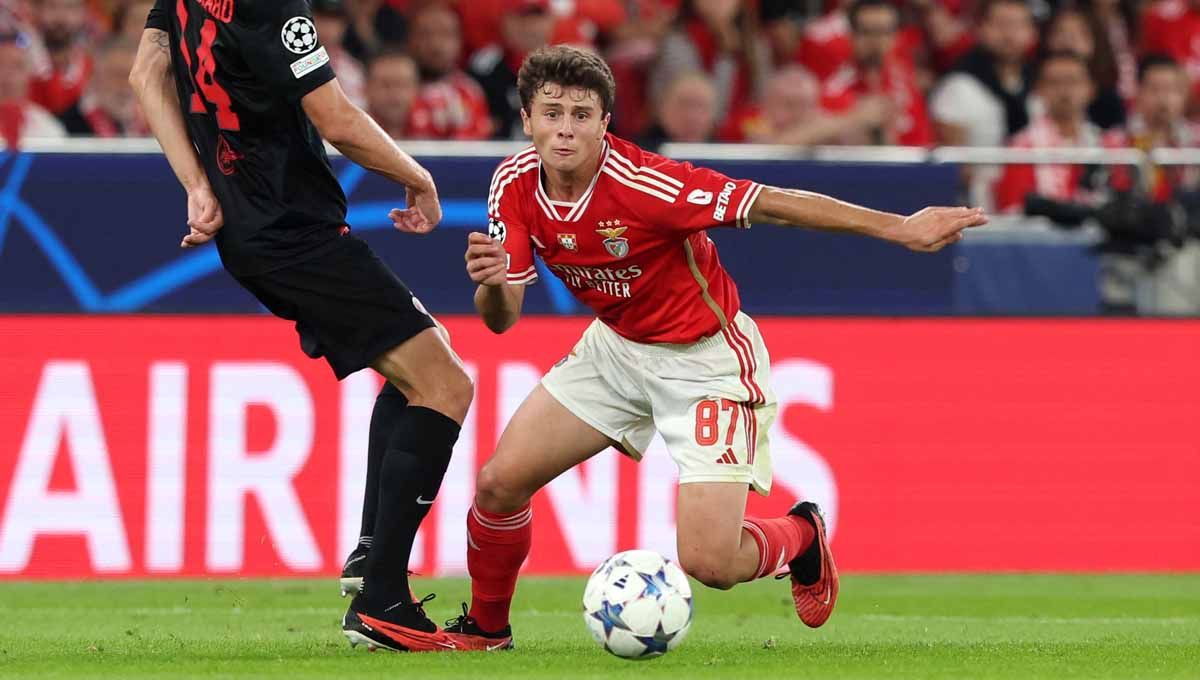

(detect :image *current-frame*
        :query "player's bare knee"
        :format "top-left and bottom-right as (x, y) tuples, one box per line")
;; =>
(474, 464), (531, 514)
(678, 554), (738, 590)
(413, 364), (474, 423)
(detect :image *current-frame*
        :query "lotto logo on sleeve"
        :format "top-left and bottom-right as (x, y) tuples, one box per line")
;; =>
(282, 17), (319, 54)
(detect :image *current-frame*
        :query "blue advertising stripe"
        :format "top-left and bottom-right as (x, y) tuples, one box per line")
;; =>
(0, 151), (17, 253)
(11, 199), (103, 309)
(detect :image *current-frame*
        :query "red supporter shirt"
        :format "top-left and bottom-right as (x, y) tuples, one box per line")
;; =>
(1103, 120), (1200, 201)
(1140, 0), (1200, 100)
(407, 71), (493, 140)
(29, 52), (93, 115)
(488, 134), (763, 344)
(820, 61), (933, 146)
(993, 116), (1105, 212)
(794, 11), (925, 83)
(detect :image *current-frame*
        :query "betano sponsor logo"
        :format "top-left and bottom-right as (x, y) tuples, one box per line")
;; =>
(712, 181), (737, 222)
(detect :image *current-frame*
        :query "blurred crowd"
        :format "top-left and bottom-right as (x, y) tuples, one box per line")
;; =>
(0, 0), (1198, 212)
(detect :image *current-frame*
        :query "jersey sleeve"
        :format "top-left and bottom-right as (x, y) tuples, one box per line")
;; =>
(144, 0), (168, 31)
(235, 1), (336, 102)
(635, 153), (764, 233)
(488, 159), (538, 285)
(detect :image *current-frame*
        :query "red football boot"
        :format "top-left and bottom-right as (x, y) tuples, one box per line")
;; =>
(778, 501), (840, 628)
(342, 593), (456, 652)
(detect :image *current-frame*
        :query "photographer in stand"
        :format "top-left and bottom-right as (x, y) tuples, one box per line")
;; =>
(1019, 55), (1200, 315)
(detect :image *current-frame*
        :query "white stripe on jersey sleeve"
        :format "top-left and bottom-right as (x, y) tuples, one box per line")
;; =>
(736, 183), (765, 229)
(601, 166), (676, 203)
(608, 149), (684, 190)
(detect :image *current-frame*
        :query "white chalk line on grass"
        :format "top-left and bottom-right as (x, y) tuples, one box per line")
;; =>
(0, 608), (1195, 626)
(858, 614), (1197, 625)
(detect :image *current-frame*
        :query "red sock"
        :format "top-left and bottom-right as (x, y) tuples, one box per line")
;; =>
(466, 503), (532, 632)
(742, 515), (816, 579)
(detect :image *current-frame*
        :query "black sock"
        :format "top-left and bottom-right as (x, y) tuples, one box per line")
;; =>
(356, 381), (409, 549)
(362, 405), (460, 610)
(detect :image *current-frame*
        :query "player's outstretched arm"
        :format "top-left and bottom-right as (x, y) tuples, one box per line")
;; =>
(301, 79), (441, 234)
(129, 28), (223, 248)
(748, 187), (988, 253)
(465, 232), (525, 334)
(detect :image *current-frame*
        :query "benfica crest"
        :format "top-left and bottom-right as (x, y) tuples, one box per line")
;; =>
(596, 220), (629, 258)
(558, 233), (578, 251)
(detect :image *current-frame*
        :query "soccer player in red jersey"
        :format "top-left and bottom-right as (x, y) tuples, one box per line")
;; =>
(444, 46), (987, 650)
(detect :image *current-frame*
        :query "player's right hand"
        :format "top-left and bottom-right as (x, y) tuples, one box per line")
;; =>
(895, 206), (988, 252)
(465, 232), (508, 286)
(181, 185), (224, 248)
(390, 184), (443, 235)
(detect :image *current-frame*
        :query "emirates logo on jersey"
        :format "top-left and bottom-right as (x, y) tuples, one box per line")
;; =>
(596, 220), (629, 259)
(558, 233), (578, 251)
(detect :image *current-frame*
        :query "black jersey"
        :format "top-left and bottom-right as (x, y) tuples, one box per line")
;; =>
(146, 0), (348, 275)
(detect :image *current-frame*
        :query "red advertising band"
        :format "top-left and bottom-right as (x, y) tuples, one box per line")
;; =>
(0, 316), (1197, 579)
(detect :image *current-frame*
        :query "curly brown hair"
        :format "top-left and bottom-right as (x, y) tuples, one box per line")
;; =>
(517, 45), (616, 116)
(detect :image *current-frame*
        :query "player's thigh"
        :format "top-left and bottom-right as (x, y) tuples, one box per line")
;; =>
(675, 481), (750, 580)
(371, 325), (473, 423)
(235, 235), (446, 385)
(476, 384), (615, 513)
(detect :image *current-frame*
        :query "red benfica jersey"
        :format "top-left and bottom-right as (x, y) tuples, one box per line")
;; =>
(488, 134), (763, 344)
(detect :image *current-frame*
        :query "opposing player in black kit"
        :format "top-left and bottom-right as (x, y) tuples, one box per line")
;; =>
(130, 0), (466, 652)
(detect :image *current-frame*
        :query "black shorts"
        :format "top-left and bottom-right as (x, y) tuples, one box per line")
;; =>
(235, 234), (437, 380)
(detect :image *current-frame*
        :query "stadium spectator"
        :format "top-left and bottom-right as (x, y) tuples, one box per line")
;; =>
(405, 1), (491, 139)
(735, 65), (892, 145)
(793, 0), (854, 83)
(29, 0), (92, 116)
(930, 0), (1036, 209)
(909, 0), (977, 76)
(0, 31), (66, 147)
(313, 0), (367, 108)
(550, 0), (627, 47)
(365, 49), (420, 139)
(759, 0), (804, 65)
(459, 0), (626, 59)
(1082, 0), (1139, 105)
(1139, 0), (1200, 109)
(341, 0), (407, 60)
(1100, 55), (1200, 315)
(1040, 7), (1126, 130)
(469, 0), (555, 139)
(1105, 55), (1200, 202)
(59, 37), (145, 136)
(649, 0), (770, 140)
(820, 0), (933, 146)
(791, 0), (931, 84)
(605, 0), (680, 137)
(640, 70), (718, 148)
(931, 0), (1036, 147)
(994, 52), (1104, 213)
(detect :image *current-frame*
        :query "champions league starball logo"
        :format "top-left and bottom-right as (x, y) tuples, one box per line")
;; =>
(281, 17), (319, 55)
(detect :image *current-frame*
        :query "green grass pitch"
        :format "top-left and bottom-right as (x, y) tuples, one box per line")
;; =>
(1, 575), (1197, 679)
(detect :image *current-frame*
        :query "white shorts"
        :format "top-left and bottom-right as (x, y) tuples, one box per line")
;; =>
(541, 311), (777, 495)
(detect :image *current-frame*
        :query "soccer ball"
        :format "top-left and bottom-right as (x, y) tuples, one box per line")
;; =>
(582, 550), (693, 660)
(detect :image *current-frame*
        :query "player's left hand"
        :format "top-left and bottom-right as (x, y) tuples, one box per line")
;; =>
(390, 185), (443, 234)
(181, 185), (224, 248)
(895, 206), (988, 252)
